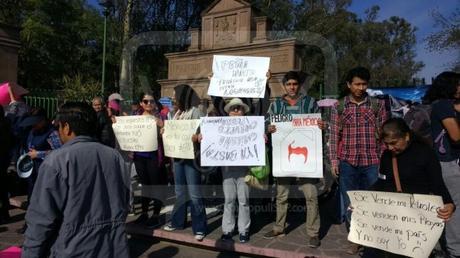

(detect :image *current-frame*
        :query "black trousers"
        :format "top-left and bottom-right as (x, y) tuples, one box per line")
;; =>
(133, 155), (164, 215)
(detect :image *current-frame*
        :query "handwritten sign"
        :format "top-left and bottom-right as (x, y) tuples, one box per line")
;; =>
(208, 55), (270, 98)
(348, 190), (445, 258)
(112, 115), (158, 151)
(271, 114), (323, 178)
(200, 116), (265, 166)
(162, 119), (200, 159)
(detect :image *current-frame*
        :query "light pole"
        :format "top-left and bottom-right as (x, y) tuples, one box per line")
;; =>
(99, 0), (113, 97)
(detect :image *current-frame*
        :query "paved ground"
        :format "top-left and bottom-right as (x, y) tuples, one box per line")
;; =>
(1, 193), (361, 258)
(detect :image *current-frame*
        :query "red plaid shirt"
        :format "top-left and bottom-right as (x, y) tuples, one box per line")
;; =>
(328, 96), (388, 168)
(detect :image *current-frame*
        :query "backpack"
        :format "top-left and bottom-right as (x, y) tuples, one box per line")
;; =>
(403, 104), (433, 146)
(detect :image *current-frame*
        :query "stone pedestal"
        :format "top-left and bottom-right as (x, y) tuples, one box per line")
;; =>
(0, 24), (20, 83)
(159, 0), (305, 99)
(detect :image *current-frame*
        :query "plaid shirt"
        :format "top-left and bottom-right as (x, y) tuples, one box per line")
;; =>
(328, 96), (388, 168)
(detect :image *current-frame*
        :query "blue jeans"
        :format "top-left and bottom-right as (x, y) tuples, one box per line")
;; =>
(339, 161), (378, 230)
(170, 160), (207, 234)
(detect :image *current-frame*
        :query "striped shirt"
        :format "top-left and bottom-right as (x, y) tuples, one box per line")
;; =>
(328, 96), (388, 168)
(267, 94), (319, 116)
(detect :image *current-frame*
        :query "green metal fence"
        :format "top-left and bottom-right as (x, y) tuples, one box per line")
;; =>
(24, 95), (59, 118)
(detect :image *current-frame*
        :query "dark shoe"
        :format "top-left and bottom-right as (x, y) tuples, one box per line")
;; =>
(220, 232), (233, 241)
(239, 232), (250, 243)
(133, 213), (148, 224)
(16, 224), (27, 234)
(263, 230), (285, 239)
(308, 236), (320, 248)
(145, 216), (160, 229)
(346, 242), (361, 255)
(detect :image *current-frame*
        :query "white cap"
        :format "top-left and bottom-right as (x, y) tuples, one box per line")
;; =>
(108, 93), (124, 101)
(17, 154), (33, 178)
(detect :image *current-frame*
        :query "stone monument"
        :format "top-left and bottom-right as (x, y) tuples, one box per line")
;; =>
(158, 0), (305, 99)
(0, 24), (20, 83)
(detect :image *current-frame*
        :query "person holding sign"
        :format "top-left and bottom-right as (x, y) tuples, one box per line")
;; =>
(360, 118), (455, 258)
(264, 71), (323, 248)
(194, 98), (253, 243)
(131, 92), (165, 228)
(162, 84), (208, 241)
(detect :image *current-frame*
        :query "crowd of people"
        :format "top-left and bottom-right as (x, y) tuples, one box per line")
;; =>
(0, 67), (459, 258)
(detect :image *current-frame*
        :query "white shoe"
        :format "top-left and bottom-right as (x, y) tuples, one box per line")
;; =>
(194, 233), (205, 241)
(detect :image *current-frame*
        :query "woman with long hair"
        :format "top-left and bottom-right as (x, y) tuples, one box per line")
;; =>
(423, 71), (460, 257)
(162, 84), (208, 241)
(131, 91), (165, 228)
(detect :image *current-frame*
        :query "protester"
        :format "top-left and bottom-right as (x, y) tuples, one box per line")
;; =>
(92, 96), (116, 148)
(264, 70), (323, 248)
(130, 92), (165, 228)
(22, 102), (130, 257)
(91, 96), (104, 113)
(162, 84), (207, 241)
(362, 118), (455, 258)
(328, 66), (388, 254)
(19, 108), (61, 199)
(195, 98), (252, 243)
(423, 71), (460, 258)
(0, 106), (13, 224)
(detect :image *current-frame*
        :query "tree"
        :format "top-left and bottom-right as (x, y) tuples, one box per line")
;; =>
(426, 3), (460, 71)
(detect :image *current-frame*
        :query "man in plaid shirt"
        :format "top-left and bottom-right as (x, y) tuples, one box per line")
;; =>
(328, 67), (388, 254)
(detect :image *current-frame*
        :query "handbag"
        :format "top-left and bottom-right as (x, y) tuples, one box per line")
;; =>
(249, 151), (270, 180)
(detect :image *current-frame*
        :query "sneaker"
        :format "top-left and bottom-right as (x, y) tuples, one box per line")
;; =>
(195, 233), (205, 241)
(308, 236), (320, 248)
(239, 232), (250, 243)
(133, 213), (148, 224)
(163, 224), (176, 232)
(263, 230), (285, 239)
(220, 233), (233, 241)
(346, 242), (361, 255)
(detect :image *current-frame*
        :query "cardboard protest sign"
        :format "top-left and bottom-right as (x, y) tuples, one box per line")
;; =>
(200, 116), (265, 166)
(348, 190), (445, 258)
(162, 119), (200, 159)
(208, 55), (270, 98)
(271, 114), (323, 178)
(112, 115), (158, 151)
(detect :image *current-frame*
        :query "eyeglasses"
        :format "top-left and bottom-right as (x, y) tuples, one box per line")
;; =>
(285, 82), (299, 86)
(142, 99), (155, 105)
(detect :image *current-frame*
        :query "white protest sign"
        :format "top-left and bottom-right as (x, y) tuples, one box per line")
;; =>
(200, 116), (265, 166)
(271, 114), (323, 178)
(208, 55), (270, 98)
(112, 115), (158, 151)
(162, 119), (200, 159)
(348, 190), (445, 258)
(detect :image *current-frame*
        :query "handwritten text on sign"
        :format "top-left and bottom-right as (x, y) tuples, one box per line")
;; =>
(200, 116), (265, 166)
(162, 119), (200, 159)
(112, 115), (158, 152)
(208, 55), (270, 98)
(271, 114), (323, 178)
(348, 191), (444, 258)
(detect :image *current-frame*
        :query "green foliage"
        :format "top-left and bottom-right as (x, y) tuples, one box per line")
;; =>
(252, 1), (423, 94)
(426, 3), (460, 71)
(61, 74), (101, 102)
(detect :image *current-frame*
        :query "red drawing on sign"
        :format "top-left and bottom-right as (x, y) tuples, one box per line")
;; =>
(288, 141), (308, 163)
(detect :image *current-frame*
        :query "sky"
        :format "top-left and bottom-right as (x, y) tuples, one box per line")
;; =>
(89, 0), (458, 82)
(348, 0), (458, 82)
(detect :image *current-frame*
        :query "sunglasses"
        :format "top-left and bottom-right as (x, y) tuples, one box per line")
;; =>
(142, 99), (155, 105)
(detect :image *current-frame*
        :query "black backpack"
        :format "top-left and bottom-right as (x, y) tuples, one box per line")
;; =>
(403, 104), (433, 146)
